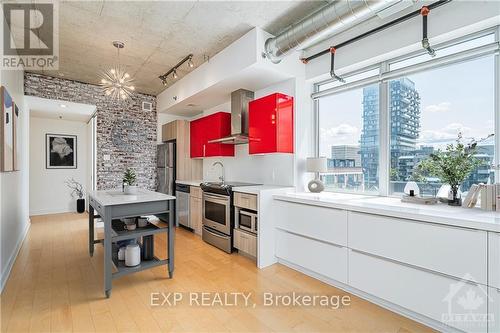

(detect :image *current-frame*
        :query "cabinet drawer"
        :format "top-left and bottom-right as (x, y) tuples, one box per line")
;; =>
(348, 212), (487, 284)
(190, 186), (202, 199)
(276, 229), (347, 283)
(234, 229), (257, 257)
(350, 251), (488, 332)
(489, 232), (500, 289)
(234, 192), (257, 210)
(489, 287), (500, 333)
(274, 200), (347, 246)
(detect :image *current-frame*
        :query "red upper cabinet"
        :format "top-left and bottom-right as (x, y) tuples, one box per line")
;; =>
(190, 112), (234, 158)
(249, 93), (294, 154)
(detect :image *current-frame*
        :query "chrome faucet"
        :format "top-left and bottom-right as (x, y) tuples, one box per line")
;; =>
(212, 162), (225, 184)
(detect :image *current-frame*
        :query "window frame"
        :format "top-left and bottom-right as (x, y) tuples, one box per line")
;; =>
(313, 27), (500, 196)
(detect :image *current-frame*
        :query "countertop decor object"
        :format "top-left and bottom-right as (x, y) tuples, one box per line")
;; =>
(415, 133), (489, 206)
(88, 189), (175, 297)
(306, 157), (327, 193)
(403, 181), (420, 197)
(123, 168), (138, 194)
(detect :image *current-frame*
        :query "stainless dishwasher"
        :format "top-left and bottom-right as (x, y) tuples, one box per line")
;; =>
(175, 184), (190, 228)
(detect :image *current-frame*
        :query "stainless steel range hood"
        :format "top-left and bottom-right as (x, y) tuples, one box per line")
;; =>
(208, 89), (255, 145)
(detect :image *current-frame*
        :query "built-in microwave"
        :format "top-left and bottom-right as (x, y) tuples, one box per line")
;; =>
(238, 209), (257, 234)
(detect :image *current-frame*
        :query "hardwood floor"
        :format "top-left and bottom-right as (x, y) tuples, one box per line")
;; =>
(1, 213), (434, 332)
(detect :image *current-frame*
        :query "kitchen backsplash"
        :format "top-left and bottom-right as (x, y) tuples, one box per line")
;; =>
(24, 73), (157, 190)
(203, 145), (294, 186)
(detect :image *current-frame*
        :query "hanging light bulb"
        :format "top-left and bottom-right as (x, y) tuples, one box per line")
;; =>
(172, 69), (178, 79)
(187, 56), (194, 68)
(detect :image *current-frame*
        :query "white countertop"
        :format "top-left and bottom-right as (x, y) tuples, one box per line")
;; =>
(89, 189), (175, 207)
(232, 185), (295, 195)
(175, 180), (204, 187)
(274, 192), (500, 233)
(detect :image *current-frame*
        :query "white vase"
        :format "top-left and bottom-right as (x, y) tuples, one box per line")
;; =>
(124, 185), (138, 195)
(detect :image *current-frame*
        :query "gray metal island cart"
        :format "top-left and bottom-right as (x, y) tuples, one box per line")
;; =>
(88, 189), (175, 298)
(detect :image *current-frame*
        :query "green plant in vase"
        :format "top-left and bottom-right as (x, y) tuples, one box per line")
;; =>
(415, 133), (489, 206)
(123, 168), (138, 194)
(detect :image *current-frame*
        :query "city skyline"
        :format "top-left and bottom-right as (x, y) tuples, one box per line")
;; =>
(319, 55), (495, 192)
(318, 55), (495, 158)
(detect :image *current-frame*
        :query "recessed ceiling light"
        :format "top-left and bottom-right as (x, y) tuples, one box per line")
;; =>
(60, 104), (67, 108)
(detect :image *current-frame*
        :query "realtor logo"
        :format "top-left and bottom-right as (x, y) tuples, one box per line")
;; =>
(442, 273), (493, 330)
(1, 1), (59, 69)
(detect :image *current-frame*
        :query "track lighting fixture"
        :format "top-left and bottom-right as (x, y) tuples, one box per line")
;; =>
(158, 54), (194, 86)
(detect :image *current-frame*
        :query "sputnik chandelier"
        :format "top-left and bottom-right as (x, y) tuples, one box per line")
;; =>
(100, 41), (135, 100)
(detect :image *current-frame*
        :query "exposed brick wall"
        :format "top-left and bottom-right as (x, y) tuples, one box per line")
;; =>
(24, 73), (157, 191)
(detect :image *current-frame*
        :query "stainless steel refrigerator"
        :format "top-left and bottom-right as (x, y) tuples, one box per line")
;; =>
(157, 142), (175, 195)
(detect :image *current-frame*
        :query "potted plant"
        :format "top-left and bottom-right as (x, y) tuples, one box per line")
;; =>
(415, 133), (487, 206)
(66, 178), (85, 213)
(123, 168), (138, 194)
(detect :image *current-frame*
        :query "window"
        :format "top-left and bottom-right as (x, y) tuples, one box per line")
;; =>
(317, 84), (379, 193)
(314, 31), (498, 196)
(389, 56), (495, 195)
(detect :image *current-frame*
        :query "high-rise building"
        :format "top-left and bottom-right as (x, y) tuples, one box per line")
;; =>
(361, 78), (421, 189)
(389, 78), (421, 169)
(321, 145), (364, 190)
(360, 85), (380, 189)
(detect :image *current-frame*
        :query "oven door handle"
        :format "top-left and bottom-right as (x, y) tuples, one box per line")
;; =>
(203, 226), (228, 238)
(203, 192), (229, 200)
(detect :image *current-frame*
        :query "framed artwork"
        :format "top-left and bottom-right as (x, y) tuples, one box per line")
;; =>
(46, 134), (77, 169)
(1, 86), (13, 172)
(13, 102), (19, 171)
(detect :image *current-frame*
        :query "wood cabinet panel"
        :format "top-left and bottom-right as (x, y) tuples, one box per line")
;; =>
(189, 196), (202, 236)
(234, 192), (257, 211)
(162, 121), (177, 142)
(162, 120), (202, 181)
(190, 186), (202, 199)
(234, 229), (257, 257)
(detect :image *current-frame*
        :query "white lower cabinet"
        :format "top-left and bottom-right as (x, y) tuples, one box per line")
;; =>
(489, 287), (500, 333)
(274, 200), (347, 246)
(489, 232), (500, 290)
(276, 229), (348, 283)
(349, 250), (488, 333)
(349, 212), (488, 284)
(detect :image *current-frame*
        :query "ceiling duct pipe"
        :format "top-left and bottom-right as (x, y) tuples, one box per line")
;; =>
(264, 0), (403, 63)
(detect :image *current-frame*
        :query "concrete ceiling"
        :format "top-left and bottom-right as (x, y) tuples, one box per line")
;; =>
(26, 96), (96, 122)
(29, 1), (327, 96)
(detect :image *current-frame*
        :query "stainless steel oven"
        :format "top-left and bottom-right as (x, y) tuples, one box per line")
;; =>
(238, 209), (257, 234)
(202, 192), (231, 236)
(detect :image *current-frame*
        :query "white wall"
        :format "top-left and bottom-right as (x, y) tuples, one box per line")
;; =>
(29, 117), (89, 215)
(0, 68), (28, 291)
